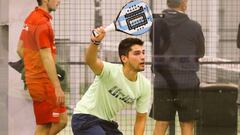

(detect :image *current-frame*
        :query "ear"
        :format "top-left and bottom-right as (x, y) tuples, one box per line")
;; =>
(121, 55), (128, 64)
(180, 1), (187, 12)
(43, 0), (48, 3)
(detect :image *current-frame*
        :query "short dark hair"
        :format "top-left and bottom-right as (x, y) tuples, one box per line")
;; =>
(167, 0), (182, 8)
(118, 38), (144, 64)
(37, 0), (42, 6)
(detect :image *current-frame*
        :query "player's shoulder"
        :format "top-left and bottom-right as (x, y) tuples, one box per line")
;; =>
(137, 74), (151, 95)
(187, 19), (202, 28)
(138, 73), (151, 86)
(103, 61), (120, 68)
(184, 19), (202, 33)
(25, 10), (50, 25)
(103, 61), (122, 73)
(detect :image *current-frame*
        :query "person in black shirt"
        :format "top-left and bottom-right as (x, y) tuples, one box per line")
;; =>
(149, 0), (205, 134)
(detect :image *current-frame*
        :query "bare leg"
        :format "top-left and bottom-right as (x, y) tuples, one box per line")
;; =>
(49, 112), (68, 135)
(180, 121), (194, 135)
(153, 121), (169, 135)
(35, 124), (51, 135)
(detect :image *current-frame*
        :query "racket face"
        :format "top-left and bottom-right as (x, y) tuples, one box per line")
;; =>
(115, 0), (153, 36)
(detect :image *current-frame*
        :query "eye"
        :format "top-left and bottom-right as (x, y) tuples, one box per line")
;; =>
(133, 51), (141, 55)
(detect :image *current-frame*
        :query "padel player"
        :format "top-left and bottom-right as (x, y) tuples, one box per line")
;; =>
(16, 0), (67, 134)
(71, 27), (151, 135)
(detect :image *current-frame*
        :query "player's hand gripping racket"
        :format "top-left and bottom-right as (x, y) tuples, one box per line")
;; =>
(92, 0), (153, 37)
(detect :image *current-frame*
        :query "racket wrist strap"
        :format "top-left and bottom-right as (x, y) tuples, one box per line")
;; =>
(90, 39), (102, 46)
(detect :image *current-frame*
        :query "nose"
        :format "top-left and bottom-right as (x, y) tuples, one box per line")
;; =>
(141, 53), (145, 60)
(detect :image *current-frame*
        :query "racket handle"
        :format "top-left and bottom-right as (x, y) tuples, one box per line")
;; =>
(92, 30), (100, 37)
(92, 23), (115, 37)
(104, 23), (115, 32)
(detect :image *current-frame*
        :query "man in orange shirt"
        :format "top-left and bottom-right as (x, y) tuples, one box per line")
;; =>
(17, 0), (67, 134)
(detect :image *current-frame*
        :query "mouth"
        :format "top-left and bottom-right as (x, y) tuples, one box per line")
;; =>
(140, 62), (145, 66)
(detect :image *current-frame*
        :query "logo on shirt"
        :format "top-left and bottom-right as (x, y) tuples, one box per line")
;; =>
(108, 86), (135, 104)
(23, 24), (29, 31)
(52, 112), (60, 117)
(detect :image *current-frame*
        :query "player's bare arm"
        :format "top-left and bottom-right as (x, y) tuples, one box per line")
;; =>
(16, 40), (24, 58)
(85, 27), (105, 75)
(134, 112), (147, 135)
(39, 48), (65, 105)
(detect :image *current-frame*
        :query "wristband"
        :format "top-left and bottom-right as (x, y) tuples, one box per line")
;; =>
(91, 39), (101, 45)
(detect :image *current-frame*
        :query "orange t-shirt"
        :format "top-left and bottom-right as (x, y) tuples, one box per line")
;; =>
(20, 7), (56, 84)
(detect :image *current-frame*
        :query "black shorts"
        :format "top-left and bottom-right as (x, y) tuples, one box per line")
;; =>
(71, 114), (123, 135)
(149, 71), (200, 122)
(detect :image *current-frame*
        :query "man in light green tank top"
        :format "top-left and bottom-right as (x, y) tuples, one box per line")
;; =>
(71, 27), (152, 135)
